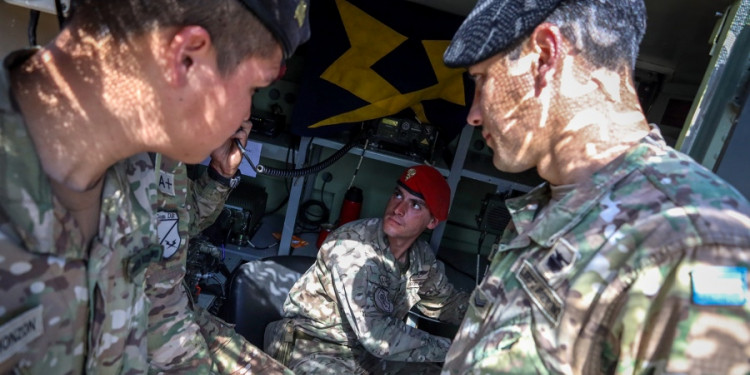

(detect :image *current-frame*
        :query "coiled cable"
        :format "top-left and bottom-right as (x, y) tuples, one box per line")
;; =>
(236, 128), (369, 178)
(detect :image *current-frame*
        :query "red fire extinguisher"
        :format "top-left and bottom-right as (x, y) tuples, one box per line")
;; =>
(338, 186), (363, 226)
(315, 186), (362, 248)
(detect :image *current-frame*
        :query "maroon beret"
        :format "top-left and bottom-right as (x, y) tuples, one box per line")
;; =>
(397, 165), (451, 221)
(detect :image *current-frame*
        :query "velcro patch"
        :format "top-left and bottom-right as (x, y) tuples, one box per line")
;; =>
(516, 260), (563, 326)
(157, 211), (181, 258)
(691, 266), (747, 306)
(0, 305), (43, 363)
(158, 171), (176, 196)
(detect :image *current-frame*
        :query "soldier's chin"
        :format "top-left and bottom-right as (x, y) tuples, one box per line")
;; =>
(163, 148), (211, 165)
(382, 221), (400, 237)
(383, 222), (394, 236)
(493, 156), (529, 174)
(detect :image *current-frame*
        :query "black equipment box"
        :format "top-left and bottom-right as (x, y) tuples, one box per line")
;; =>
(369, 117), (439, 162)
(250, 109), (285, 137)
(187, 165), (268, 246)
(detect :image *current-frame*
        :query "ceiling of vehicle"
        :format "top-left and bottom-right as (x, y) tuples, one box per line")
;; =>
(409, 0), (737, 87)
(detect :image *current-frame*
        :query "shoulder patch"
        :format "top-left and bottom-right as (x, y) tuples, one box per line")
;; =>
(691, 266), (747, 306)
(0, 305), (43, 363)
(157, 211), (180, 258)
(374, 287), (394, 313)
(537, 238), (577, 285)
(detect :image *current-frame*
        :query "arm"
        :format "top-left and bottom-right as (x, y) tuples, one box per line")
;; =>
(610, 244), (750, 374)
(327, 248), (451, 362)
(146, 124), (250, 370)
(415, 259), (469, 325)
(186, 172), (231, 236)
(187, 121), (251, 235)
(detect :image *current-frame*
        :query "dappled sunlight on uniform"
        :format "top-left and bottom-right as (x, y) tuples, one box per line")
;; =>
(441, 0), (750, 373)
(1, 0), (307, 373)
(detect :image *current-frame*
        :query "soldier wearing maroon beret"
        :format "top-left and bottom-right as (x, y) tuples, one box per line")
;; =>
(265, 165), (470, 374)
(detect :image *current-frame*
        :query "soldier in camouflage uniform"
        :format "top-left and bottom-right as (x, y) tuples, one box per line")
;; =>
(0, 0), (308, 373)
(440, 0), (750, 373)
(146, 149), (294, 374)
(266, 165), (470, 374)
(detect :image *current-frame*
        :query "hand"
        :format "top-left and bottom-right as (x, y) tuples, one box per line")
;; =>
(208, 120), (252, 177)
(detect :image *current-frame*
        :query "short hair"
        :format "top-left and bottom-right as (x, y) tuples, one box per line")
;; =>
(546, 0), (647, 71)
(68, 0), (278, 76)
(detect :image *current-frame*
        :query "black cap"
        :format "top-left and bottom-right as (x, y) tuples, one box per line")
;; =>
(444, 0), (563, 67)
(237, 0), (311, 59)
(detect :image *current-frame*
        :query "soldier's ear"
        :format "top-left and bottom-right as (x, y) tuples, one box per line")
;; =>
(426, 216), (439, 230)
(531, 22), (563, 94)
(165, 26), (214, 87)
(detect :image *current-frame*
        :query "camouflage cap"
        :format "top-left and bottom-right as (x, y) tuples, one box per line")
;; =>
(237, 0), (311, 59)
(444, 0), (563, 67)
(397, 165), (451, 222)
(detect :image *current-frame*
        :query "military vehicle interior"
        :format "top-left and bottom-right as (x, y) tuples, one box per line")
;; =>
(1, 0), (748, 336)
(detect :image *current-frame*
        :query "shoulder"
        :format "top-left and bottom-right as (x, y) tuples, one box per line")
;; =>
(319, 218), (382, 264)
(98, 153), (158, 248)
(638, 146), (746, 206)
(411, 238), (437, 262)
(616, 144), (750, 246)
(327, 218), (382, 245)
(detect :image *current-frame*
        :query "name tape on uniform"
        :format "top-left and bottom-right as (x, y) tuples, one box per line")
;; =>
(0, 305), (44, 363)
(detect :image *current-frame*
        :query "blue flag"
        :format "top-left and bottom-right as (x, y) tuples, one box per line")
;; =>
(289, 0), (473, 142)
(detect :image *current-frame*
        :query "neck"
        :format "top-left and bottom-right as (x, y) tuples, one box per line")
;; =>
(537, 64), (650, 186)
(387, 236), (414, 263)
(10, 27), (161, 192)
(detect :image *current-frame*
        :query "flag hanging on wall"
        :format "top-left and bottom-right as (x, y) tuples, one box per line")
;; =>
(289, 0), (473, 142)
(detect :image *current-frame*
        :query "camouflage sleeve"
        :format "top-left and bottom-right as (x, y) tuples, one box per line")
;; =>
(194, 306), (294, 375)
(146, 295), (213, 374)
(329, 259), (451, 362)
(414, 259), (469, 325)
(187, 171), (232, 236)
(610, 244), (750, 374)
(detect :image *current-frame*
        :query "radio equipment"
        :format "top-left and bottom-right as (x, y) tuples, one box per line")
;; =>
(250, 108), (285, 137)
(187, 165), (268, 246)
(369, 117), (439, 162)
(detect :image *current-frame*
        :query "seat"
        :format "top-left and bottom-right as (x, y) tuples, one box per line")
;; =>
(217, 255), (316, 348)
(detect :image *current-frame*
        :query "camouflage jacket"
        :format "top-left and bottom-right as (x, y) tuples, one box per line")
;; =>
(148, 157), (293, 375)
(145, 158), (231, 373)
(442, 129), (750, 374)
(282, 218), (469, 363)
(0, 49), (159, 374)
(0, 49), (231, 374)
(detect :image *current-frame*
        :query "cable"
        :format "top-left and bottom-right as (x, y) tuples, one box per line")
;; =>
(54, 0), (66, 29)
(28, 10), (40, 46)
(262, 142), (294, 217)
(264, 195), (289, 216)
(320, 180), (329, 206)
(237, 137), (358, 177)
(247, 240), (279, 250)
(347, 138), (369, 189)
(236, 127), (370, 178)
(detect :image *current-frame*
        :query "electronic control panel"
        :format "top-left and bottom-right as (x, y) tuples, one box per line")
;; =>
(369, 117), (439, 162)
